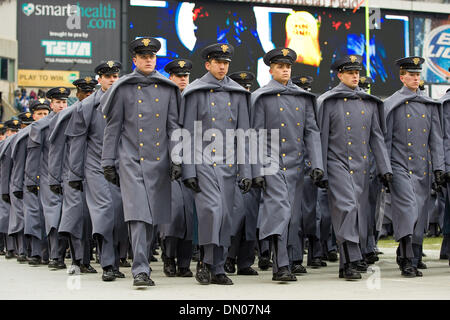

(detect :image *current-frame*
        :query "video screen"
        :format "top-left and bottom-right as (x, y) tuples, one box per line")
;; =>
(128, 0), (409, 97)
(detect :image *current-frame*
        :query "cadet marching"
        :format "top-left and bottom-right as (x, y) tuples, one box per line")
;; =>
(0, 37), (449, 287)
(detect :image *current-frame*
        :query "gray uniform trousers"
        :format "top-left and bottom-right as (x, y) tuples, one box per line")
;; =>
(129, 221), (154, 277)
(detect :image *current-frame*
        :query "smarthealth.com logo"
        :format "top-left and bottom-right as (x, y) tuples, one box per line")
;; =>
(22, 2), (117, 29)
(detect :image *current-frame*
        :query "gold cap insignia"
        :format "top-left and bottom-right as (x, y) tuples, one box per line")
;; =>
(419, 80), (424, 85)
(13, 120), (19, 126)
(413, 57), (420, 65)
(26, 112), (31, 118)
(39, 98), (46, 104)
(107, 61), (115, 68)
(239, 73), (247, 79)
(350, 55), (357, 63)
(0, 124), (4, 128)
(141, 38), (151, 47)
(300, 77), (307, 84)
(59, 87), (66, 93)
(360, 77), (366, 83)
(178, 60), (186, 68)
(221, 44), (229, 53)
(281, 49), (289, 57)
(84, 76), (92, 82)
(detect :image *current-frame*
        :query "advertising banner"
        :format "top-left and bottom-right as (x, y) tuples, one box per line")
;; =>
(18, 69), (79, 87)
(17, 0), (121, 76)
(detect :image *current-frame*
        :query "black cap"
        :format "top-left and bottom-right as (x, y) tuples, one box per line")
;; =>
(358, 76), (373, 90)
(95, 61), (122, 76)
(0, 123), (6, 135)
(395, 56), (424, 73)
(229, 71), (255, 89)
(18, 112), (34, 125)
(201, 43), (234, 62)
(30, 98), (51, 113)
(331, 55), (363, 72)
(73, 77), (98, 92)
(164, 59), (193, 76)
(129, 37), (161, 55)
(4, 118), (21, 131)
(292, 76), (313, 90)
(263, 48), (297, 66)
(46, 87), (70, 100)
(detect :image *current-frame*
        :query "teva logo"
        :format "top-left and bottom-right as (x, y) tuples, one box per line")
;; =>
(41, 40), (92, 57)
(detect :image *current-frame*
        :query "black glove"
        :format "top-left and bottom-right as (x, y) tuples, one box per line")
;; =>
(379, 172), (393, 189)
(183, 178), (201, 193)
(13, 191), (23, 199)
(432, 181), (442, 194)
(434, 170), (445, 186)
(444, 172), (450, 184)
(2, 194), (10, 204)
(103, 166), (120, 187)
(26, 185), (39, 195)
(50, 184), (63, 195)
(310, 168), (324, 186)
(169, 163), (182, 181)
(316, 179), (329, 189)
(69, 181), (83, 192)
(239, 178), (252, 194)
(252, 176), (266, 192)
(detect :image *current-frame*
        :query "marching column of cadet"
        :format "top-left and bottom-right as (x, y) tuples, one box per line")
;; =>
(0, 37), (449, 287)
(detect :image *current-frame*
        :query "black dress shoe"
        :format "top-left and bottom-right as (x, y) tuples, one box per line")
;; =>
(327, 251), (338, 262)
(102, 268), (116, 282)
(272, 266), (297, 281)
(400, 259), (416, 278)
(237, 267), (258, 275)
(308, 258), (323, 269)
(152, 249), (159, 255)
(258, 256), (272, 270)
(365, 252), (379, 265)
(41, 260), (49, 265)
(80, 264), (97, 273)
(439, 254), (448, 260)
(163, 258), (177, 277)
(133, 272), (154, 287)
(28, 256), (42, 266)
(113, 270), (125, 278)
(352, 260), (368, 273)
(5, 251), (15, 259)
(119, 259), (131, 268)
(52, 260), (67, 270)
(48, 259), (58, 269)
(211, 273), (233, 285)
(414, 268), (423, 277)
(339, 264), (362, 280)
(0, 250), (5, 255)
(176, 267), (193, 277)
(17, 254), (28, 263)
(149, 255), (157, 262)
(195, 262), (211, 285)
(417, 261), (427, 269)
(291, 263), (307, 274)
(224, 257), (236, 274)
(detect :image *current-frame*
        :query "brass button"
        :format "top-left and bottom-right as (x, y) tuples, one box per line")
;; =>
(296, 107), (299, 111)
(280, 107), (284, 111)
(37, 187), (40, 190)
(37, 176), (40, 179)
(408, 128), (411, 132)
(350, 170), (354, 174)
(138, 100), (142, 103)
(409, 170), (412, 174)
(229, 118), (232, 122)
(344, 98), (347, 102)
(103, 115), (106, 119)
(408, 156), (412, 160)
(139, 143), (143, 147)
(283, 167), (286, 171)
(348, 156), (352, 160)
(362, 126), (366, 129)
(139, 129), (143, 132)
(422, 144), (426, 147)
(213, 163), (216, 167)
(363, 155), (367, 159)
(407, 114), (411, 118)
(282, 153), (286, 157)
(156, 157), (160, 161)
(140, 157), (144, 161)
(138, 85), (141, 90)
(346, 112), (350, 115)
(405, 101), (408, 104)
(228, 164), (232, 167)
(156, 128), (160, 132)
(155, 98), (159, 102)
(363, 141), (366, 144)
(363, 170), (367, 174)
(422, 157), (425, 161)
(211, 102), (215, 106)
(298, 152), (301, 156)
(277, 93), (280, 97)
(156, 113), (160, 118)
(297, 123), (300, 126)
(422, 114), (425, 118)
(156, 142), (160, 146)
(210, 89), (214, 93)
(423, 129), (426, 132)
(348, 141), (352, 145)
(212, 148), (216, 153)
(228, 102), (231, 106)
(155, 84), (158, 88)
(347, 126), (351, 131)
(212, 117), (216, 122)
(138, 114), (142, 118)
(361, 110), (365, 115)
(408, 142), (412, 146)
(424, 172), (427, 176)
(282, 138), (286, 142)
(297, 138), (301, 142)
(281, 123), (285, 127)
(212, 133), (216, 137)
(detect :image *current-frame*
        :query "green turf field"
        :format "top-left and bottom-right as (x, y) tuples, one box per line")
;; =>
(378, 236), (443, 251)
